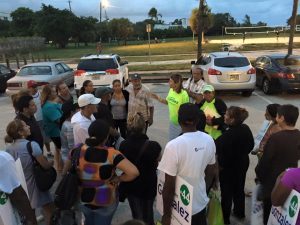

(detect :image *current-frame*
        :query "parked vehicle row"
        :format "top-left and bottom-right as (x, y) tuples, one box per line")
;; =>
(191, 52), (300, 96)
(3, 52), (300, 97)
(4, 54), (129, 96)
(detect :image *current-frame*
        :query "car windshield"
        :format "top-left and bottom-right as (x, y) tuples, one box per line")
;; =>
(275, 57), (300, 67)
(214, 57), (250, 67)
(77, 58), (118, 71)
(18, 66), (52, 76)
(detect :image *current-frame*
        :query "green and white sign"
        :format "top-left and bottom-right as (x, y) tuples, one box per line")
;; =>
(268, 189), (300, 225)
(156, 170), (193, 225)
(0, 159), (28, 225)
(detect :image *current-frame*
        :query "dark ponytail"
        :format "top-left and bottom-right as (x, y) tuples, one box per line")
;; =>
(86, 119), (110, 147)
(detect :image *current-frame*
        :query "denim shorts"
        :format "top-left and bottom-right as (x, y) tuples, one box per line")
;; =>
(79, 201), (119, 225)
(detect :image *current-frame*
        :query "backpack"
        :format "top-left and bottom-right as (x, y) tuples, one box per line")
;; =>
(54, 144), (82, 210)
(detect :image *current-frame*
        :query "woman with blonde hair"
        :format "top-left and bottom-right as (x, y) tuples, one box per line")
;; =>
(5, 119), (54, 225)
(119, 113), (162, 225)
(215, 106), (254, 224)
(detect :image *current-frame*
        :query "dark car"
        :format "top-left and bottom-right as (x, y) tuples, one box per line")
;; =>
(0, 65), (16, 93)
(255, 54), (300, 94)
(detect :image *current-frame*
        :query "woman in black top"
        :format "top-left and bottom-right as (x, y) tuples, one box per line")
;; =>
(215, 106), (254, 225)
(119, 113), (162, 225)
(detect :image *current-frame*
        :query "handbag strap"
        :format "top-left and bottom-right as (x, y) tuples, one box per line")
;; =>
(70, 144), (83, 169)
(26, 141), (38, 165)
(135, 140), (149, 165)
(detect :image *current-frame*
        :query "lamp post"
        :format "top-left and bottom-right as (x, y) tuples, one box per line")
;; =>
(99, 0), (109, 23)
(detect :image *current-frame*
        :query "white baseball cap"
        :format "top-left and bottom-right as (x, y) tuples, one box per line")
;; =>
(78, 94), (101, 107)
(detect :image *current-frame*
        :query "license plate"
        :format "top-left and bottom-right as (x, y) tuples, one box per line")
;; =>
(229, 74), (239, 81)
(91, 75), (100, 80)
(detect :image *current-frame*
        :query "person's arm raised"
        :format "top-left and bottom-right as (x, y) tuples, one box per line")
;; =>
(150, 92), (168, 105)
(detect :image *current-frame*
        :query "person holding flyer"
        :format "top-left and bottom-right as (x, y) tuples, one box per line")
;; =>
(252, 104), (281, 156)
(158, 103), (217, 225)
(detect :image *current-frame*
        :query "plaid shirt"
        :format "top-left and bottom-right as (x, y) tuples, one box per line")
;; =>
(183, 78), (206, 103)
(126, 84), (153, 121)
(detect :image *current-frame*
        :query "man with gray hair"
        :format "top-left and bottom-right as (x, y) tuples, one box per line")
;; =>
(126, 74), (154, 132)
(183, 67), (206, 104)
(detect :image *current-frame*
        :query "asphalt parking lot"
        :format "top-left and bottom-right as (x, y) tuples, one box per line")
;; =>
(0, 83), (299, 225)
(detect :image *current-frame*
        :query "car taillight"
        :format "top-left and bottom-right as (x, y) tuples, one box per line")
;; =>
(247, 67), (256, 74)
(75, 70), (86, 76)
(208, 68), (222, 75)
(7, 83), (22, 87)
(277, 72), (295, 79)
(105, 69), (119, 75)
(286, 73), (295, 79)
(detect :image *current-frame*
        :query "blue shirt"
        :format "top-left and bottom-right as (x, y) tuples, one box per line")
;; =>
(42, 101), (62, 137)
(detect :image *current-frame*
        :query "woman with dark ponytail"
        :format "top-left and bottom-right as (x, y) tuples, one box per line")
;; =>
(75, 119), (139, 225)
(79, 80), (94, 96)
(215, 106), (254, 224)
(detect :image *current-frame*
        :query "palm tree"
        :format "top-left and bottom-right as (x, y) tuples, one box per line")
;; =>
(288, 0), (299, 55)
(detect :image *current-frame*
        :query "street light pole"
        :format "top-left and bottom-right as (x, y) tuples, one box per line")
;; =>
(99, 2), (102, 23)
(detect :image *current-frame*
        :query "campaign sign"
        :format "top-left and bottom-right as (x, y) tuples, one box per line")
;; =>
(156, 170), (193, 225)
(0, 159), (28, 225)
(268, 190), (300, 225)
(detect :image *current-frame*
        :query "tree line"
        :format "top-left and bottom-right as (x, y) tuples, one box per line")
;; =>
(0, 4), (299, 49)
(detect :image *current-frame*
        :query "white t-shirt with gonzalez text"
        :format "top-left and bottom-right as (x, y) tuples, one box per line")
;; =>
(158, 131), (216, 215)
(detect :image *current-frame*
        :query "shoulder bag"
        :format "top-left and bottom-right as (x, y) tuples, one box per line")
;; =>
(26, 142), (57, 192)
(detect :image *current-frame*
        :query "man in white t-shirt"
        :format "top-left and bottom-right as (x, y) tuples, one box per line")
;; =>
(158, 103), (217, 225)
(0, 151), (37, 225)
(71, 94), (100, 145)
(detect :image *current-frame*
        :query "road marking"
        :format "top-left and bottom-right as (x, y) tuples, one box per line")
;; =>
(253, 91), (273, 104)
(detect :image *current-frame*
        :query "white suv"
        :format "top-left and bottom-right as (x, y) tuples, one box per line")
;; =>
(74, 54), (129, 95)
(191, 52), (256, 97)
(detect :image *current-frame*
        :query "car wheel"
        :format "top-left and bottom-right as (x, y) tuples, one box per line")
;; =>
(262, 78), (273, 95)
(241, 90), (253, 97)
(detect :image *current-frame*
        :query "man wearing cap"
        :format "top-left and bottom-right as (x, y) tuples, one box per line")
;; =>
(196, 84), (227, 140)
(183, 67), (206, 104)
(71, 94), (100, 145)
(27, 80), (52, 156)
(126, 74), (154, 132)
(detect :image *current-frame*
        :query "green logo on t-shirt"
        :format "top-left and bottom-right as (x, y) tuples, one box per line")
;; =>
(180, 185), (190, 206)
(289, 195), (298, 218)
(0, 192), (8, 205)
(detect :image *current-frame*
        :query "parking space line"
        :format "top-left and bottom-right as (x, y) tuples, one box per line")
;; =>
(253, 91), (273, 104)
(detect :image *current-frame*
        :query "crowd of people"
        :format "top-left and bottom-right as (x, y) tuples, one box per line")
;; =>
(0, 69), (299, 225)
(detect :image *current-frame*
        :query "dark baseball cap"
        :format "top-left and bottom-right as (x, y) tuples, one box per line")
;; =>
(130, 73), (141, 80)
(95, 86), (113, 98)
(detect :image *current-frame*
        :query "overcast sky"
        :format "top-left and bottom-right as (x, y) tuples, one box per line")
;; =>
(0, 0), (299, 26)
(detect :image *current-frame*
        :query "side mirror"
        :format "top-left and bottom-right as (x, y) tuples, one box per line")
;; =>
(191, 60), (196, 65)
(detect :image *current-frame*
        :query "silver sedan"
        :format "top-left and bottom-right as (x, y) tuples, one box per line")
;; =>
(6, 61), (74, 95)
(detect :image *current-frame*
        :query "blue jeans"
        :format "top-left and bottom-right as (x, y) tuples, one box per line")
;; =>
(79, 201), (118, 225)
(127, 195), (155, 225)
